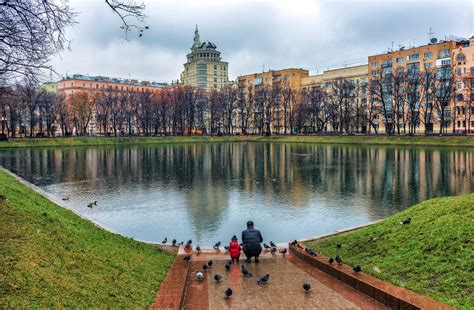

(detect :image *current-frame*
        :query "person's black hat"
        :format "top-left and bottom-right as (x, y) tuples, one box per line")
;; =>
(231, 235), (237, 241)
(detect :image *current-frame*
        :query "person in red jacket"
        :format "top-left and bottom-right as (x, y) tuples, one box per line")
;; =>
(228, 235), (241, 263)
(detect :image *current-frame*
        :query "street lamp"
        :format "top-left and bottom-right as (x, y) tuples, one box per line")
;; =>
(0, 116), (7, 140)
(0, 116), (6, 133)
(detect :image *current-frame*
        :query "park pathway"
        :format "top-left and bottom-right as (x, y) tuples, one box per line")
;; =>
(151, 248), (388, 309)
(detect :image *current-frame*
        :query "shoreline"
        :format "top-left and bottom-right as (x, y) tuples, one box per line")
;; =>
(0, 135), (473, 149)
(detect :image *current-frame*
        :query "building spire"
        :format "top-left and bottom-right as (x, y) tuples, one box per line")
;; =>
(193, 25), (200, 49)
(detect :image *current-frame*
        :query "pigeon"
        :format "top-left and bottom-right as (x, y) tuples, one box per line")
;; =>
(207, 260), (213, 268)
(279, 248), (287, 255)
(172, 239), (177, 246)
(304, 247), (311, 253)
(139, 33), (143, 38)
(225, 263), (231, 271)
(270, 241), (277, 248)
(183, 255), (191, 262)
(257, 274), (270, 284)
(291, 240), (298, 247)
(203, 263), (209, 271)
(241, 265), (252, 277)
(161, 237), (167, 244)
(263, 243), (271, 249)
(353, 265), (362, 273)
(401, 216), (413, 225)
(328, 257), (334, 264)
(224, 246), (229, 253)
(214, 274), (223, 282)
(335, 254), (342, 264)
(62, 197), (70, 201)
(271, 247), (277, 255)
(225, 287), (233, 298)
(185, 240), (192, 249)
(196, 271), (204, 281)
(336, 243), (342, 249)
(303, 283), (311, 291)
(306, 248), (317, 256)
(178, 241), (184, 245)
(239, 243), (243, 247)
(196, 246), (201, 252)
(227, 260), (233, 265)
(214, 241), (221, 250)
(87, 201), (97, 208)
(297, 243), (304, 249)
(145, 26), (149, 29)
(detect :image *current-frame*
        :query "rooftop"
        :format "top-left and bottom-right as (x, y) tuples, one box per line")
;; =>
(61, 74), (169, 88)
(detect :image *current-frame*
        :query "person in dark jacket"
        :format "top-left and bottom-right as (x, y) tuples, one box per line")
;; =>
(241, 220), (263, 263)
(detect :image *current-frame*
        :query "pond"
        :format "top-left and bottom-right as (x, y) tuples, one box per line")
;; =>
(0, 142), (472, 245)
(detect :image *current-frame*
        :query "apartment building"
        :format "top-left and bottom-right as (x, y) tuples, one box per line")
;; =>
(452, 37), (474, 133)
(368, 40), (457, 134)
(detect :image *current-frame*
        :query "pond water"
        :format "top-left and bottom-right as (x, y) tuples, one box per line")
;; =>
(0, 143), (472, 245)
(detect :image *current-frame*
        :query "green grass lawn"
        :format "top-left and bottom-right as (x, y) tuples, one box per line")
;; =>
(0, 135), (472, 148)
(307, 194), (474, 309)
(0, 169), (175, 308)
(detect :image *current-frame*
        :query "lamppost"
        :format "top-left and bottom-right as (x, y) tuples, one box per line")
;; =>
(0, 116), (7, 140)
(1, 116), (6, 134)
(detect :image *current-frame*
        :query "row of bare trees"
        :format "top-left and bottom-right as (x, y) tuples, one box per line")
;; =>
(0, 67), (472, 138)
(368, 66), (467, 135)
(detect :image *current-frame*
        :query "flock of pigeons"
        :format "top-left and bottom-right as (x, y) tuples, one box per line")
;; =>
(161, 215), (415, 299)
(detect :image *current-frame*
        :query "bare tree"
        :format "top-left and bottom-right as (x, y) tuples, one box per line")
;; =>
(369, 70), (394, 135)
(0, 0), (75, 82)
(432, 65), (456, 135)
(461, 72), (474, 134)
(105, 0), (148, 40)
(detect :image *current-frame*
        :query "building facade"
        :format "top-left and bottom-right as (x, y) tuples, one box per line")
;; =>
(237, 68), (309, 134)
(57, 74), (168, 98)
(57, 74), (168, 135)
(180, 26), (229, 90)
(452, 37), (474, 134)
(368, 40), (458, 134)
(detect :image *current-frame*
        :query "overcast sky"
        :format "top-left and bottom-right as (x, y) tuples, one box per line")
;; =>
(51, 0), (473, 83)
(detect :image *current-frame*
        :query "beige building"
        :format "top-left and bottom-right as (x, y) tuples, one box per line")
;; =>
(180, 26), (229, 90)
(452, 37), (474, 134)
(301, 64), (369, 133)
(237, 68), (309, 134)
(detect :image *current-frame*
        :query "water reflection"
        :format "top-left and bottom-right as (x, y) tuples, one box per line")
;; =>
(0, 143), (472, 244)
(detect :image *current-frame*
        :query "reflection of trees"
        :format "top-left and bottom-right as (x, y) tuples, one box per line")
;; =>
(0, 144), (473, 223)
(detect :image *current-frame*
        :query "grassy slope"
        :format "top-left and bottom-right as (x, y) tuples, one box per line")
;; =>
(0, 135), (473, 148)
(307, 194), (474, 309)
(0, 170), (175, 308)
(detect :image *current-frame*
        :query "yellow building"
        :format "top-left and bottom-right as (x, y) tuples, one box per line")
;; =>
(180, 26), (229, 90)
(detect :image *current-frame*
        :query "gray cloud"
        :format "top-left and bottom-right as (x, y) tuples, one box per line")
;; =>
(51, 0), (473, 82)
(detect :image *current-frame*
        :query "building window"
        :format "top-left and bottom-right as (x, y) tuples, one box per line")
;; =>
(424, 52), (432, 59)
(383, 59), (392, 67)
(457, 82), (463, 89)
(456, 68), (462, 76)
(371, 61), (379, 67)
(424, 62), (433, 69)
(408, 53), (419, 60)
(371, 70), (379, 77)
(396, 57), (403, 63)
(96, 84), (99, 89)
(439, 49), (449, 58)
(456, 53), (466, 62)
(396, 67), (404, 73)
(90, 83), (92, 88)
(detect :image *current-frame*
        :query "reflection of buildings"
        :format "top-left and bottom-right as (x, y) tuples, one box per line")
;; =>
(1, 144), (472, 226)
